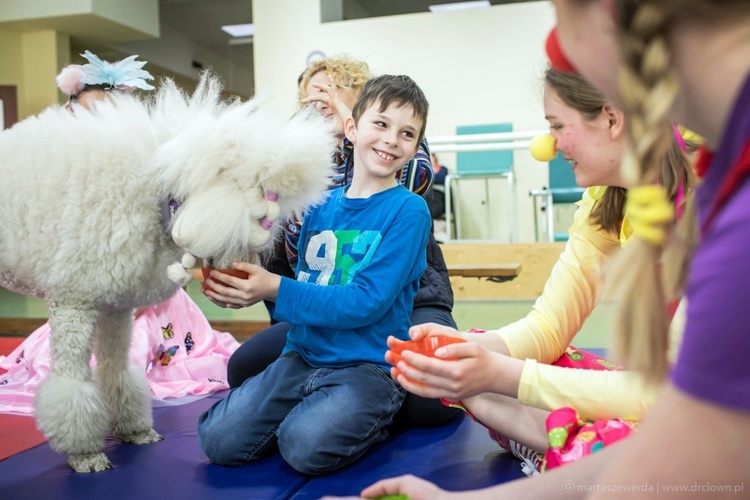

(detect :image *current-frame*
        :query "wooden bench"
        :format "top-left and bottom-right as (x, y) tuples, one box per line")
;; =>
(447, 263), (522, 282)
(440, 242), (565, 300)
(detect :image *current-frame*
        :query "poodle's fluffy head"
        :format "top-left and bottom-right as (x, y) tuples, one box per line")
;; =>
(153, 74), (336, 268)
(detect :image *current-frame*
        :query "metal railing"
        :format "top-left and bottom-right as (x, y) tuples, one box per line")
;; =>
(430, 130), (546, 242)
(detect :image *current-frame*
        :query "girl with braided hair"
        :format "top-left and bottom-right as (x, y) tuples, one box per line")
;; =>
(379, 66), (691, 476)
(325, 0), (750, 498)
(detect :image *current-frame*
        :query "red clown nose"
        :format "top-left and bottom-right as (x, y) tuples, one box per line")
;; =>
(546, 27), (576, 73)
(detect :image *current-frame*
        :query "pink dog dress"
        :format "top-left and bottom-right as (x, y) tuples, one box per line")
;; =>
(0, 288), (240, 414)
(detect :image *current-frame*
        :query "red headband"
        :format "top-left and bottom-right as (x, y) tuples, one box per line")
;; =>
(545, 27), (576, 73)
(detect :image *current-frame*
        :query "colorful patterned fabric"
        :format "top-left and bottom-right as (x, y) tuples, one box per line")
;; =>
(551, 345), (619, 370)
(541, 345), (634, 471)
(544, 406), (637, 471)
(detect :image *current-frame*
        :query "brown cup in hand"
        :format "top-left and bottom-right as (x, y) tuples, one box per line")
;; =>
(201, 267), (249, 293)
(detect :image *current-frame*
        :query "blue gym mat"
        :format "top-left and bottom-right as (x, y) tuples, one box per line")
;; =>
(0, 391), (526, 499)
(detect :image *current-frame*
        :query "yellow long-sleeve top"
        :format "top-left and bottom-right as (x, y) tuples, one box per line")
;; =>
(486, 186), (657, 421)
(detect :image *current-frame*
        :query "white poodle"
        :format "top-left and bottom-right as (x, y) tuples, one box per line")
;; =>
(0, 75), (335, 472)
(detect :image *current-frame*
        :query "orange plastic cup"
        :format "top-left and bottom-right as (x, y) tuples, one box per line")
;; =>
(201, 267), (249, 293)
(389, 336), (466, 367)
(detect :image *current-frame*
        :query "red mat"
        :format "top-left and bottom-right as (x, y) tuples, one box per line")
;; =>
(0, 336), (23, 356)
(0, 336), (47, 461)
(0, 414), (46, 461)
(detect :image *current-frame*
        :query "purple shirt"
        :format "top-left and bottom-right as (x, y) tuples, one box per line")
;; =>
(671, 73), (750, 412)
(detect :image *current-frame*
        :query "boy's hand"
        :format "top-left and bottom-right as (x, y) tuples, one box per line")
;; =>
(202, 261), (281, 309)
(387, 337), (522, 401)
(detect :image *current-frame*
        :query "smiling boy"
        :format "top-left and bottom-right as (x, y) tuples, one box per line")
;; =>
(197, 74), (432, 475)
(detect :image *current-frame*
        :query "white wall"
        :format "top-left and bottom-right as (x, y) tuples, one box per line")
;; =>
(253, 0), (556, 242)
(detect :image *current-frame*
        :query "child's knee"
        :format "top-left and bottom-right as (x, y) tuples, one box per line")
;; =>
(277, 424), (343, 475)
(278, 441), (341, 475)
(197, 410), (239, 466)
(198, 432), (243, 466)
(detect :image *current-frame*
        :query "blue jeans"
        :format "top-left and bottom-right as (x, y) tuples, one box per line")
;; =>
(198, 351), (405, 475)
(226, 306), (460, 427)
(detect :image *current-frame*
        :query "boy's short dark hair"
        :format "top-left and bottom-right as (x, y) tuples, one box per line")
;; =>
(351, 75), (429, 143)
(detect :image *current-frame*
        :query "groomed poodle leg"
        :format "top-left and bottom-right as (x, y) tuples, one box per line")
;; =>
(94, 309), (162, 445)
(36, 302), (112, 472)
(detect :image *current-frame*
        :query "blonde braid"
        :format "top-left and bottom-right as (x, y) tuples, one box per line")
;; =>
(606, 0), (679, 382)
(662, 192), (699, 301)
(617, 1), (679, 185)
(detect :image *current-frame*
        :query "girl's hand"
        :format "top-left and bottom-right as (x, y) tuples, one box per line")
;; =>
(202, 261), (281, 308)
(387, 337), (523, 401)
(408, 324), (512, 355)
(407, 322), (461, 341)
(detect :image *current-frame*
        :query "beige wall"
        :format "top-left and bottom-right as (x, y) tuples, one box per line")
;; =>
(0, 28), (69, 117)
(0, 0), (160, 117)
(21, 30), (70, 116)
(0, 29), (23, 87)
(253, 0), (556, 243)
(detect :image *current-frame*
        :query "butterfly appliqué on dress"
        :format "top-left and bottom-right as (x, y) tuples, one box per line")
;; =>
(184, 332), (194, 354)
(161, 323), (175, 339)
(149, 344), (179, 370)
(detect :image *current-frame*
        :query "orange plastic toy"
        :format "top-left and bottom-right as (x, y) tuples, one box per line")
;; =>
(389, 336), (466, 367)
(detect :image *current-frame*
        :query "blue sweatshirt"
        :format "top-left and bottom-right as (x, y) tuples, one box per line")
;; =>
(275, 185), (430, 370)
